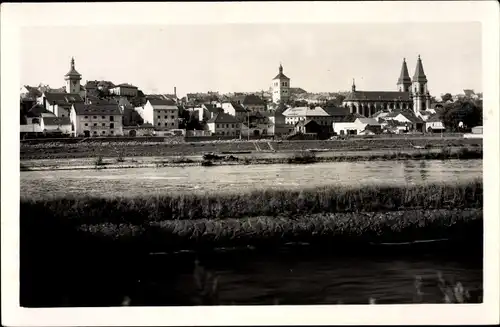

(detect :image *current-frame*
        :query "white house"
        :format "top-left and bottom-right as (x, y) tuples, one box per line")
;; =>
(207, 112), (241, 136)
(109, 83), (138, 97)
(282, 106), (332, 127)
(221, 101), (248, 122)
(40, 117), (72, 134)
(425, 114), (445, 132)
(71, 103), (123, 137)
(332, 114), (382, 135)
(381, 110), (424, 132)
(142, 99), (179, 130)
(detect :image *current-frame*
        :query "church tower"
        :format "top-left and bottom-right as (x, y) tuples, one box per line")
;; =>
(271, 63), (290, 104)
(397, 58), (412, 92)
(411, 55), (431, 113)
(65, 57), (82, 94)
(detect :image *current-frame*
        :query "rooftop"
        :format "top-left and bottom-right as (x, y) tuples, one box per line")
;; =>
(73, 103), (122, 116)
(345, 91), (411, 102)
(207, 112), (240, 124)
(282, 106), (330, 117)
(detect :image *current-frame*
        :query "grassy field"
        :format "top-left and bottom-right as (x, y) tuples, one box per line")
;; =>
(20, 137), (483, 160)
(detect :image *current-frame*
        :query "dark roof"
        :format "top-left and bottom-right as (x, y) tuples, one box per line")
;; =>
(73, 103), (122, 116)
(323, 106), (350, 116)
(44, 92), (84, 105)
(273, 72), (290, 80)
(42, 116), (71, 126)
(116, 83), (138, 89)
(85, 81), (98, 89)
(207, 112), (239, 124)
(24, 85), (43, 97)
(338, 113), (365, 123)
(412, 55), (427, 83)
(345, 91), (411, 102)
(202, 103), (217, 111)
(397, 58), (411, 85)
(26, 104), (53, 118)
(148, 98), (177, 106)
(242, 94), (266, 106)
(295, 119), (319, 128)
(65, 68), (81, 77)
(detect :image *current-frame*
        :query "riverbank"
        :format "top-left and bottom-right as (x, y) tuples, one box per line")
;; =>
(20, 146), (483, 171)
(20, 137), (482, 160)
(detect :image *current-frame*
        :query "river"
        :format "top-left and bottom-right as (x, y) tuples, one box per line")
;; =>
(20, 159), (482, 198)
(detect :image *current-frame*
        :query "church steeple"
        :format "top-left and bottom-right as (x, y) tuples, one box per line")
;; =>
(351, 78), (356, 92)
(65, 56), (82, 94)
(279, 62), (283, 74)
(397, 58), (411, 92)
(412, 54), (427, 83)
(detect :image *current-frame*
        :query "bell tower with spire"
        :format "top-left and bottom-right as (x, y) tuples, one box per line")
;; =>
(411, 55), (431, 113)
(271, 62), (290, 104)
(65, 57), (82, 94)
(397, 58), (412, 92)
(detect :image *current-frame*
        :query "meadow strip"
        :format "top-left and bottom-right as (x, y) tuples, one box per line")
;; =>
(20, 180), (483, 224)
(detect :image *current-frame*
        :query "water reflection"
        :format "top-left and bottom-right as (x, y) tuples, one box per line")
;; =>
(20, 159), (483, 199)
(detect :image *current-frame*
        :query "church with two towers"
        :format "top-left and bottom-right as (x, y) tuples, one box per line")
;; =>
(342, 55), (432, 117)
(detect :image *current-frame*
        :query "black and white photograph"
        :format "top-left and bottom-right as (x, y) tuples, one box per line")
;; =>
(2, 1), (499, 326)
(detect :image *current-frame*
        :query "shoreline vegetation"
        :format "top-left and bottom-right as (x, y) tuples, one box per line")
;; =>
(20, 146), (483, 171)
(21, 180), (483, 307)
(21, 180), (483, 244)
(20, 137), (482, 160)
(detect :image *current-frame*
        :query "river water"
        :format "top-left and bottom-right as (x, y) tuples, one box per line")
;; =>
(20, 159), (482, 199)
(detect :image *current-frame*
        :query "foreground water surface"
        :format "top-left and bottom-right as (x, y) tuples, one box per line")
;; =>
(21, 159), (482, 198)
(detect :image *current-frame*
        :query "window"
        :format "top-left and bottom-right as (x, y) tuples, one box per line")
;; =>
(110, 123), (114, 129)
(216, 124), (220, 128)
(84, 116), (88, 119)
(232, 124), (235, 128)
(102, 116), (105, 119)
(102, 131), (106, 134)
(171, 123), (174, 126)
(158, 122), (161, 126)
(165, 123), (168, 126)
(171, 115), (175, 119)
(110, 131), (114, 134)
(84, 123), (88, 126)
(93, 116), (97, 119)
(110, 116), (114, 121)
(164, 116), (168, 119)
(158, 116), (161, 119)
(94, 123), (97, 126)
(102, 123), (106, 126)
(93, 131), (97, 134)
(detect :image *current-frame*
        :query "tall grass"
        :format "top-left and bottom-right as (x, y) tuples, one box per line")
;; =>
(21, 179), (483, 225)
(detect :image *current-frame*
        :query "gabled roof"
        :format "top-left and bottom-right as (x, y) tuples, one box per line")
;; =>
(207, 112), (240, 124)
(282, 106), (330, 117)
(295, 119), (320, 128)
(72, 103), (122, 116)
(44, 92), (84, 105)
(272, 64), (290, 80)
(42, 116), (71, 126)
(384, 110), (423, 123)
(345, 91), (411, 102)
(225, 101), (248, 112)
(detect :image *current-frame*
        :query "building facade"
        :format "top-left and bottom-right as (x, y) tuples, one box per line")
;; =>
(343, 56), (432, 117)
(110, 83), (139, 97)
(207, 112), (241, 136)
(71, 103), (123, 137)
(142, 99), (179, 130)
(271, 63), (290, 104)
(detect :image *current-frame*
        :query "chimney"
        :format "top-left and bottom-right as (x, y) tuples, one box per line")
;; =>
(174, 86), (177, 98)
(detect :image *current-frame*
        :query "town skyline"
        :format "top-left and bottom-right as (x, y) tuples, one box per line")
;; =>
(20, 23), (481, 97)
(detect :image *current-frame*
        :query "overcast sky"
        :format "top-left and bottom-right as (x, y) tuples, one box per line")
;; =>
(20, 23), (481, 97)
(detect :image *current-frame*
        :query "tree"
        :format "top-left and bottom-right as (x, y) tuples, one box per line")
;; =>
(440, 99), (482, 131)
(441, 93), (453, 103)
